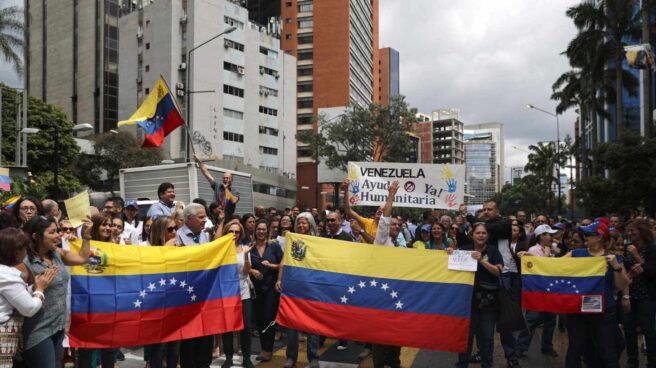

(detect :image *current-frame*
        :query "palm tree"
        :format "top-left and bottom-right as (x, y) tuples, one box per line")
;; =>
(0, 5), (24, 74)
(565, 0), (641, 137)
(524, 142), (566, 211)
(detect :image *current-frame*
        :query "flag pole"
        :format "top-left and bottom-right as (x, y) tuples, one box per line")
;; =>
(159, 75), (196, 157)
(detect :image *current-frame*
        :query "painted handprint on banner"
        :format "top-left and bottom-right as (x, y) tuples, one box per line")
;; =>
(444, 194), (457, 208)
(348, 166), (360, 194)
(441, 165), (454, 180)
(446, 178), (457, 193)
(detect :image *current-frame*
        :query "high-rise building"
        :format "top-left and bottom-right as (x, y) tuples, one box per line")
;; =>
(246, 0), (281, 26)
(378, 47), (399, 106)
(464, 133), (497, 205)
(411, 109), (465, 165)
(464, 122), (505, 190)
(280, 0), (379, 208)
(118, 0), (297, 208)
(27, 0), (120, 132)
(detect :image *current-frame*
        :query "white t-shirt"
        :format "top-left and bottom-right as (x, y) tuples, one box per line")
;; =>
(237, 251), (251, 300)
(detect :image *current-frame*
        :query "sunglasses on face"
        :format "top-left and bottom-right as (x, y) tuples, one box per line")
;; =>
(450, 227), (458, 231)
(61, 227), (75, 232)
(166, 227), (176, 233)
(326, 218), (337, 223)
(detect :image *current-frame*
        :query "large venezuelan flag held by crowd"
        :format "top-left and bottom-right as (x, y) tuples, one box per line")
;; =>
(68, 235), (242, 348)
(521, 256), (607, 314)
(276, 233), (476, 352)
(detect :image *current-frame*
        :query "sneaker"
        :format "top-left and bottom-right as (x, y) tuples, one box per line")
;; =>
(283, 358), (296, 368)
(470, 352), (482, 363)
(309, 359), (320, 368)
(221, 360), (233, 368)
(337, 344), (348, 351)
(358, 348), (371, 359)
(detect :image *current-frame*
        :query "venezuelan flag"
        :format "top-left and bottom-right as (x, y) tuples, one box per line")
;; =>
(2, 195), (19, 211)
(118, 78), (184, 147)
(277, 233), (475, 352)
(0, 168), (10, 192)
(68, 235), (242, 348)
(224, 187), (236, 205)
(521, 256), (606, 314)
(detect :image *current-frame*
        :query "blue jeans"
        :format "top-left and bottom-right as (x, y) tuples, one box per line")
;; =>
(286, 329), (320, 362)
(456, 308), (497, 368)
(23, 330), (65, 368)
(623, 299), (656, 368)
(500, 272), (522, 360)
(149, 341), (180, 368)
(516, 310), (555, 352)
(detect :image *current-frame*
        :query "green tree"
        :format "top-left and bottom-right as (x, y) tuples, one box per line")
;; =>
(0, 5), (23, 74)
(72, 131), (163, 193)
(523, 141), (567, 212)
(493, 175), (551, 216)
(296, 96), (417, 170)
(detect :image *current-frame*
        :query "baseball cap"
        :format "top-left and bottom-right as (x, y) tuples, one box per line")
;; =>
(125, 199), (139, 209)
(421, 224), (431, 232)
(578, 220), (610, 239)
(534, 224), (558, 237)
(553, 222), (566, 231)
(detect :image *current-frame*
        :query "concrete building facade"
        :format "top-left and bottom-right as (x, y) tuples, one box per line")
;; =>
(378, 47), (399, 106)
(27, 0), (120, 132)
(118, 0), (297, 209)
(464, 122), (505, 191)
(465, 133), (498, 205)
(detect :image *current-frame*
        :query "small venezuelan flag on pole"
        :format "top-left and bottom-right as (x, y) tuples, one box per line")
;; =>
(118, 78), (184, 147)
(521, 256), (607, 314)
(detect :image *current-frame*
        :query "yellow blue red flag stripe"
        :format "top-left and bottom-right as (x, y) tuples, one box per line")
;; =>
(68, 235), (242, 348)
(276, 233), (475, 352)
(521, 256), (606, 314)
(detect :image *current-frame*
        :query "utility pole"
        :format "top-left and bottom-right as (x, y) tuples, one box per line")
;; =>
(0, 88), (3, 167)
(642, 0), (653, 138)
(14, 92), (21, 166)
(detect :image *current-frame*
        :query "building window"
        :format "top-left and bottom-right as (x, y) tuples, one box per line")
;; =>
(259, 106), (278, 116)
(145, 65), (150, 72)
(298, 114), (313, 125)
(259, 126), (279, 136)
(297, 34), (313, 44)
(223, 108), (244, 120)
(286, 18), (292, 24)
(223, 61), (243, 74)
(224, 131), (244, 143)
(286, 1), (292, 6)
(260, 146), (278, 155)
(259, 46), (278, 59)
(259, 86), (279, 97)
(297, 50), (313, 60)
(297, 66), (313, 76)
(285, 34), (292, 40)
(298, 17), (313, 28)
(259, 66), (279, 78)
(224, 39), (245, 52)
(297, 97), (313, 109)
(297, 147), (313, 157)
(145, 88), (150, 94)
(224, 16), (244, 29)
(223, 84), (244, 98)
(298, 2), (313, 12)
(297, 81), (313, 93)
(145, 43), (150, 49)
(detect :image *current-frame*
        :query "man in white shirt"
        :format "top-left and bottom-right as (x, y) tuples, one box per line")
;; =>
(175, 204), (210, 246)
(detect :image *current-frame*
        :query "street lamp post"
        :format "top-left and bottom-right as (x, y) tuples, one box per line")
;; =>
(527, 104), (561, 214)
(185, 26), (237, 161)
(22, 123), (93, 199)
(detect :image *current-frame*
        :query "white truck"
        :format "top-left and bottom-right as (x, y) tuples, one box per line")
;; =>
(119, 162), (254, 216)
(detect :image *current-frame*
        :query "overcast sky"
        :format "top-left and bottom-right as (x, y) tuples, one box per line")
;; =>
(379, 0), (579, 170)
(0, 0), (580, 171)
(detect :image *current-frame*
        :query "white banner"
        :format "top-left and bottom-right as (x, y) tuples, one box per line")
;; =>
(347, 162), (466, 210)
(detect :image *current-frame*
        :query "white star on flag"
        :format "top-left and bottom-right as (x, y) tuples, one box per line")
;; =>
(187, 286), (194, 294)
(139, 290), (147, 298)
(358, 281), (366, 288)
(170, 277), (177, 286)
(191, 294), (197, 301)
(179, 280), (187, 288)
(370, 280), (378, 287)
(348, 287), (356, 294)
(340, 295), (348, 304)
(395, 301), (403, 309)
(133, 300), (142, 308)
(159, 278), (167, 286)
(147, 283), (156, 291)
(390, 291), (398, 299)
(381, 283), (389, 291)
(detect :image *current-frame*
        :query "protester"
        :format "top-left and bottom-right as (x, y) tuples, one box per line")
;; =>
(242, 214), (256, 244)
(19, 215), (91, 368)
(0, 228), (57, 368)
(194, 155), (240, 219)
(147, 216), (180, 368)
(41, 199), (62, 224)
(249, 219), (282, 362)
(452, 222), (503, 368)
(276, 214), (294, 250)
(12, 196), (44, 228)
(220, 219), (255, 368)
(147, 182), (177, 219)
(140, 217), (153, 245)
(324, 211), (354, 242)
(123, 199), (142, 244)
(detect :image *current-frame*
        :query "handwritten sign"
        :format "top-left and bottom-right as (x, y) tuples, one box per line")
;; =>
(64, 191), (90, 228)
(448, 250), (478, 272)
(347, 162), (465, 209)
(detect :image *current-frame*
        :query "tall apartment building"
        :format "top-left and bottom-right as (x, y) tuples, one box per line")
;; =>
(378, 47), (399, 106)
(27, 0), (120, 132)
(465, 133), (497, 205)
(464, 122), (505, 190)
(411, 109), (465, 165)
(279, 0), (379, 208)
(118, 0), (297, 209)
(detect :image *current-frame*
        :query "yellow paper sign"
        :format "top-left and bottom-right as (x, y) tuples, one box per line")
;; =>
(64, 191), (90, 228)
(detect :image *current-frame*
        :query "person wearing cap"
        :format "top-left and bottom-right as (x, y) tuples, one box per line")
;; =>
(563, 218), (630, 368)
(412, 224), (432, 249)
(123, 199), (143, 245)
(516, 225), (560, 359)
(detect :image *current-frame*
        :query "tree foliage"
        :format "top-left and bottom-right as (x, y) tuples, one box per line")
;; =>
(0, 5), (23, 74)
(72, 132), (163, 193)
(296, 95), (417, 170)
(494, 175), (553, 217)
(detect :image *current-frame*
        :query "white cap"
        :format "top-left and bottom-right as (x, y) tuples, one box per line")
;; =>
(534, 224), (558, 237)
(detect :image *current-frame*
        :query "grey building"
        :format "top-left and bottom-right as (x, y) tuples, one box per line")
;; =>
(465, 133), (497, 205)
(27, 0), (119, 132)
(464, 122), (505, 190)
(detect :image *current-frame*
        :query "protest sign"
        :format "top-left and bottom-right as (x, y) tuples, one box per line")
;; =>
(64, 191), (90, 227)
(448, 250), (478, 272)
(346, 162), (465, 209)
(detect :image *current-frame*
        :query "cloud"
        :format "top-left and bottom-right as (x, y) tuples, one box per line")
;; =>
(380, 0), (580, 169)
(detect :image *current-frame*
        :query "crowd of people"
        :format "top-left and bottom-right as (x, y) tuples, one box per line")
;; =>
(0, 169), (655, 368)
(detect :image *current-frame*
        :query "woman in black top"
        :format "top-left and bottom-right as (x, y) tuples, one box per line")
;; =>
(449, 223), (503, 368)
(249, 219), (282, 362)
(623, 219), (656, 368)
